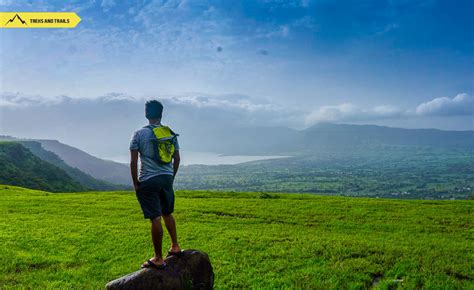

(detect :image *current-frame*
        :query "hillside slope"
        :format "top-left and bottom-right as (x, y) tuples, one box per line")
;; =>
(0, 142), (85, 192)
(20, 141), (126, 190)
(0, 186), (472, 288)
(300, 123), (474, 153)
(0, 136), (130, 186)
(36, 140), (130, 185)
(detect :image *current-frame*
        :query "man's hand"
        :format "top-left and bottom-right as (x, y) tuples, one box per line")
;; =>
(172, 150), (180, 179)
(130, 149), (139, 192)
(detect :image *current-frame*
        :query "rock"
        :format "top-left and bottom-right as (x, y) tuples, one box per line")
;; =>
(106, 249), (214, 290)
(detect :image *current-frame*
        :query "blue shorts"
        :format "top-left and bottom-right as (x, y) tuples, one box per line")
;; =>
(135, 174), (175, 219)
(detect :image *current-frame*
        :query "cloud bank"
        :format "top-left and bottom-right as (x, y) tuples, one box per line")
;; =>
(305, 103), (402, 125)
(415, 93), (473, 117)
(305, 93), (473, 125)
(2, 91), (471, 128)
(1, 91), (471, 158)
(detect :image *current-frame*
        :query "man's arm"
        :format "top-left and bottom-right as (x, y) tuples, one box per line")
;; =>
(130, 149), (139, 191)
(172, 150), (180, 178)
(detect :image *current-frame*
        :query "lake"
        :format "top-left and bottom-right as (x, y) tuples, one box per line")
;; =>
(103, 150), (289, 166)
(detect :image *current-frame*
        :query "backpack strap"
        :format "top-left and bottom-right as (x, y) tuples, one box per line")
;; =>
(144, 125), (179, 138)
(169, 128), (179, 137)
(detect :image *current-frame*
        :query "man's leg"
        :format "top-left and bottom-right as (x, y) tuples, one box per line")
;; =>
(150, 216), (165, 264)
(163, 214), (181, 253)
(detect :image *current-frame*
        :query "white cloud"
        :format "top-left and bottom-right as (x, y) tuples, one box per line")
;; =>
(305, 93), (473, 125)
(160, 94), (281, 112)
(415, 93), (473, 116)
(2, 92), (472, 132)
(0, 91), (298, 127)
(0, 92), (278, 111)
(305, 103), (402, 125)
(0, 92), (70, 107)
(98, 92), (141, 102)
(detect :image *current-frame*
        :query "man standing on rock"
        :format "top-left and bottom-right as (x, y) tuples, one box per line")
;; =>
(130, 100), (183, 269)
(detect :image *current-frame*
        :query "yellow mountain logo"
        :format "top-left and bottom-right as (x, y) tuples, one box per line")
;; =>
(4, 13), (27, 26)
(0, 12), (81, 28)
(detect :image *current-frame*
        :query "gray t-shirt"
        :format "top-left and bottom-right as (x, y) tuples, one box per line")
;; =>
(129, 124), (180, 182)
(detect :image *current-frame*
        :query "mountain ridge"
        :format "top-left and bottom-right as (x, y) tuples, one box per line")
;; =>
(36, 139), (130, 186)
(188, 122), (474, 155)
(19, 141), (125, 190)
(0, 136), (131, 187)
(305, 123), (474, 132)
(0, 142), (85, 192)
(1, 123), (472, 187)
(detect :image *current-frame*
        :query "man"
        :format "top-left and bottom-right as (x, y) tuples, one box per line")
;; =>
(130, 100), (182, 269)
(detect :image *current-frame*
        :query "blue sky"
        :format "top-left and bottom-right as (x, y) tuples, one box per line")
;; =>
(0, 0), (473, 148)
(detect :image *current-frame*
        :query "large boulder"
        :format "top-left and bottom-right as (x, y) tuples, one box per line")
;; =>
(106, 249), (214, 290)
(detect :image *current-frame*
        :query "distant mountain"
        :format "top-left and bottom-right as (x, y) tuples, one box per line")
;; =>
(19, 141), (125, 190)
(301, 123), (474, 152)
(0, 136), (131, 187)
(0, 142), (85, 192)
(188, 123), (474, 155)
(36, 140), (130, 186)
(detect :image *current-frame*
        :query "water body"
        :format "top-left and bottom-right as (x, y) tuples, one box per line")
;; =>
(104, 150), (290, 166)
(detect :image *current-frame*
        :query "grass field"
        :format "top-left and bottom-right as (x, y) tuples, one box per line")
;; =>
(0, 185), (472, 289)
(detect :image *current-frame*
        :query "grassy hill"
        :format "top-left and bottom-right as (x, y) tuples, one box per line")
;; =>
(1, 186), (472, 288)
(0, 136), (130, 186)
(37, 139), (130, 186)
(0, 142), (85, 192)
(20, 141), (127, 191)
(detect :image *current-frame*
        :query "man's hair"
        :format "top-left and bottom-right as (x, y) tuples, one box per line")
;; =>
(145, 100), (163, 120)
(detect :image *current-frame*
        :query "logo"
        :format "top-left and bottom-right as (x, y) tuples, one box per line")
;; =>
(0, 12), (81, 28)
(5, 14), (27, 26)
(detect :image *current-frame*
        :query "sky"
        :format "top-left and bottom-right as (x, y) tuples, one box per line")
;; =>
(0, 0), (473, 157)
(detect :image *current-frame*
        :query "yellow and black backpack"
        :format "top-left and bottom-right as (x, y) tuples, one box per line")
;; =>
(145, 125), (178, 164)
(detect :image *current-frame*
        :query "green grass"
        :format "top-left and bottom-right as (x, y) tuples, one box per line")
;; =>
(0, 185), (472, 289)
